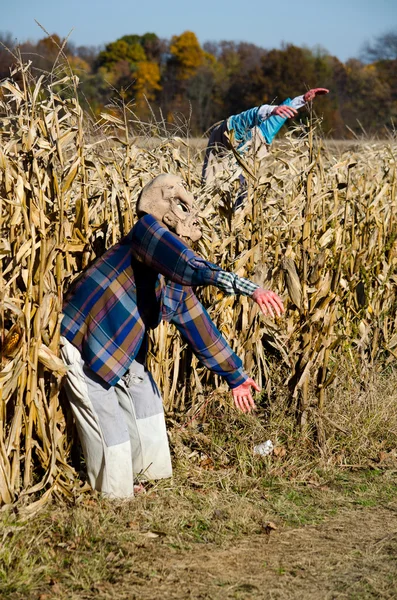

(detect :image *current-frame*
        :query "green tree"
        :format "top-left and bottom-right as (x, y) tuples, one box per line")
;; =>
(96, 39), (146, 71)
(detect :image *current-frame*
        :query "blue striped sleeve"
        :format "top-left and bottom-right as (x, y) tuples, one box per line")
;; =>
(129, 215), (223, 286)
(169, 286), (248, 389)
(129, 215), (258, 298)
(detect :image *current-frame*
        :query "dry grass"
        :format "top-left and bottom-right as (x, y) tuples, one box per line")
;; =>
(1, 466), (397, 599)
(0, 63), (396, 509)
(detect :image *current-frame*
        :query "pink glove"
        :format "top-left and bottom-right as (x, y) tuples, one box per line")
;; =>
(303, 88), (329, 102)
(252, 288), (285, 318)
(232, 378), (260, 413)
(271, 105), (298, 119)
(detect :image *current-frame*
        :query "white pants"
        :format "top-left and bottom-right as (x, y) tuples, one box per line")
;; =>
(60, 337), (172, 498)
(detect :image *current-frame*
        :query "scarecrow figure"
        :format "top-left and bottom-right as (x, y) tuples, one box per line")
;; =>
(202, 88), (329, 186)
(60, 174), (284, 498)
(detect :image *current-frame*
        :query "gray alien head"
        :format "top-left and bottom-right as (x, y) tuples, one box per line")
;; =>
(136, 174), (202, 242)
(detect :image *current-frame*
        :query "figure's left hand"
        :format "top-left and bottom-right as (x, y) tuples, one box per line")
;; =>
(252, 288), (285, 318)
(231, 378), (260, 413)
(303, 88), (329, 102)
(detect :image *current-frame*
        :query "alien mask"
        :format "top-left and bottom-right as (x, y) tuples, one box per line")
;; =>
(136, 174), (202, 242)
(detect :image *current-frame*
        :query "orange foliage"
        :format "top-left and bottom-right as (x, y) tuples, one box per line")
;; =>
(169, 31), (205, 79)
(134, 61), (162, 106)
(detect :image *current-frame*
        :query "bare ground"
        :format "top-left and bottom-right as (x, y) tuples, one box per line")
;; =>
(17, 500), (393, 600)
(3, 447), (397, 600)
(86, 504), (397, 600)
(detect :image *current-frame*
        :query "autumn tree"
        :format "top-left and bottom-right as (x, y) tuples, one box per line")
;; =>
(182, 53), (220, 132)
(335, 59), (395, 135)
(1, 29), (396, 136)
(168, 31), (205, 80)
(96, 39), (146, 71)
(360, 30), (397, 132)
(73, 44), (101, 69)
(162, 31), (208, 130)
(94, 34), (163, 116)
(133, 61), (162, 114)
(121, 33), (166, 63)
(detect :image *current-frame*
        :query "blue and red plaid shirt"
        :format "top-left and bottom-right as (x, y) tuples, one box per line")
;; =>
(61, 214), (259, 388)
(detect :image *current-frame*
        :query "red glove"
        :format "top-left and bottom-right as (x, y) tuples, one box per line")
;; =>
(252, 288), (285, 318)
(303, 88), (329, 102)
(232, 378), (260, 413)
(271, 105), (298, 119)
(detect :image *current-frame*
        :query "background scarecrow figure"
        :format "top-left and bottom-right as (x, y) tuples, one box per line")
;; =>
(202, 87), (329, 187)
(60, 174), (284, 498)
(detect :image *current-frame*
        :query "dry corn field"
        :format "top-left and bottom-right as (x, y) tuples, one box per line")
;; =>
(0, 66), (396, 511)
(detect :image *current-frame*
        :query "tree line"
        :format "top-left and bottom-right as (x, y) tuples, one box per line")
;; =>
(0, 29), (396, 138)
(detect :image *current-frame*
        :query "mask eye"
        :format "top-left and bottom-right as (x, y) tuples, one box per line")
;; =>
(177, 202), (188, 213)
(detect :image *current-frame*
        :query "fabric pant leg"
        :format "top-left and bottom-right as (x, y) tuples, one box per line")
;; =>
(117, 361), (173, 481)
(202, 119), (230, 184)
(60, 337), (135, 498)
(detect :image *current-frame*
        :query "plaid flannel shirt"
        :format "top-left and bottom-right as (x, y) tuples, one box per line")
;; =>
(61, 214), (259, 388)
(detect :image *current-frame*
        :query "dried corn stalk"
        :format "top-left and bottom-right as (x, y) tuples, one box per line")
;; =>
(0, 63), (396, 506)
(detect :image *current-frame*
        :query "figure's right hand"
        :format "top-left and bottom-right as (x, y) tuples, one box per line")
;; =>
(303, 88), (329, 102)
(252, 288), (285, 318)
(271, 105), (298, 119)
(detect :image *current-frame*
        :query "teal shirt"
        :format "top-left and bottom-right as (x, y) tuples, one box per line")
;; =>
(227, 98), (294, 147)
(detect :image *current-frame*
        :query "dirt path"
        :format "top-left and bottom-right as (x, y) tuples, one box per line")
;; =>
(99, 503), (397, 600)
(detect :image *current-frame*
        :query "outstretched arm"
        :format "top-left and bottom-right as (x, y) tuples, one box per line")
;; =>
(270, 88), (329, 117)
(261, 88), (330, 121)
(130, 215), (286, 313)
(168, 285), (249, 389)
(129, 214), (264, 299)
(168, 284), (284, 413)
(169, 286), (262, 412)
(228, 88), (330, 146)
(255, 88), (330, 144)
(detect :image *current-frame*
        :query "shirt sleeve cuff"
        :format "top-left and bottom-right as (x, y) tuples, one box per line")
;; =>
(236, 277), (260, 296)
(290, 95), (306, 109)
(215, 272), (259, 296)
(258, 104), (275, 119)
(225, 367), (249, 389)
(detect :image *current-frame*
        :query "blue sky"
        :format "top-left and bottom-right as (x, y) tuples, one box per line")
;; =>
(2, 0), (396, 62)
